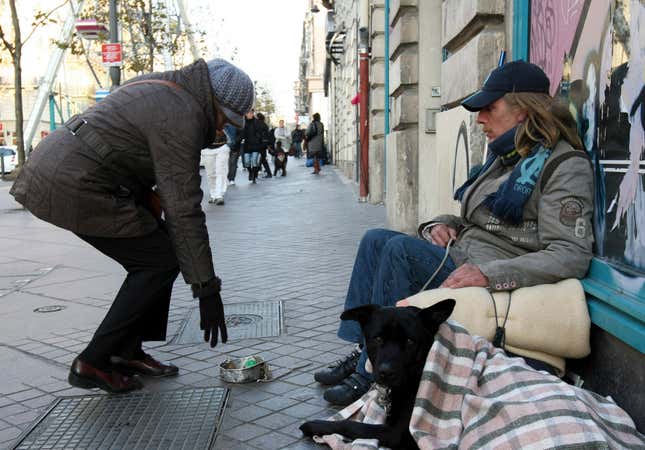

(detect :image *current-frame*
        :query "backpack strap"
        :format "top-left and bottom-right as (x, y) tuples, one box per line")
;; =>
(539, 150), (592, 193)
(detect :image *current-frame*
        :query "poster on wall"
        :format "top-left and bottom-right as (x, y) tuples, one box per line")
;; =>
(530, 0), (645, 274)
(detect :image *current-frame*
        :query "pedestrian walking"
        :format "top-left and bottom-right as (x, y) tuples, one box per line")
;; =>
(241, 109), (265, 183)
(257, 113), (273, 178)
(291, 124), (304, 158)
(306, 113), (325, 174)
(10, 58), (255, 393)
(225, 124), (241, 185)
(274, 119), (290, 151)
(201, 131), (230, 205)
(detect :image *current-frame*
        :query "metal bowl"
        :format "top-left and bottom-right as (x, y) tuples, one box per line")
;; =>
(219, 355), (268, 383)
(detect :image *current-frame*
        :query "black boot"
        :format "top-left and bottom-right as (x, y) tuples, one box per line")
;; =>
(314, 349), (360, 385)
(323, 372), (371, 406)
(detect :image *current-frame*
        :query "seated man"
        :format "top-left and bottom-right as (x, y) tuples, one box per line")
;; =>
(314, 60), (595, 406)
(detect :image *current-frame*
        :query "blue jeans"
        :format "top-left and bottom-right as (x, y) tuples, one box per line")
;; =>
(243, 152), (260, 168)
(337, 228), (456, 379)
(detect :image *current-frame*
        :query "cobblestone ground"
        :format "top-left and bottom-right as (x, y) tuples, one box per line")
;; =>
(0, 159), (385, 449)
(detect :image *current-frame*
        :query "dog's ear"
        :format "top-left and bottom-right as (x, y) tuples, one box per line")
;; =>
(341, 304), (380, 325)
(418, 299), (455, 328)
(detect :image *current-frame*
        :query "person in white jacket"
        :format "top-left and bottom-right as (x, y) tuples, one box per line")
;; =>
(273, 119), (291, 151)
(201, 131), (230, 205)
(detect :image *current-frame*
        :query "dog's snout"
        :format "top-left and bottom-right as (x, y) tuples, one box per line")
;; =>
(377, 361), (396, 381)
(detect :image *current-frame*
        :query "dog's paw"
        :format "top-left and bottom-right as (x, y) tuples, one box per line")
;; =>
(300, 420), (334, 437)
(299, 421), (316, 437)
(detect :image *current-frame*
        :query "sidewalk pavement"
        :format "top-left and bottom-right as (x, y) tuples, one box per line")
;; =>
(0, 159), (385, 449)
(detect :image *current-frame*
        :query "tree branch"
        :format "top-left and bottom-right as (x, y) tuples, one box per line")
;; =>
(22, 0), (71, 46)
(0, 24), (16, 57)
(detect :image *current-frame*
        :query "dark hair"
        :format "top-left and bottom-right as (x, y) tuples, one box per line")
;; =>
(313, 113), (320, 121)
(256, 112), (265, 121)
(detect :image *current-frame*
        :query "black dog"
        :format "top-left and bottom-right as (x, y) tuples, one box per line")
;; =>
(273, 142), (288, 176)
(300, 300), (455, 449)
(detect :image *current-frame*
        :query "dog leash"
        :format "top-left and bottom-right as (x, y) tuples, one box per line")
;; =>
(418, 238), (455, 293)
(417, 237), (512, 349)
(490, 291), (512, 348)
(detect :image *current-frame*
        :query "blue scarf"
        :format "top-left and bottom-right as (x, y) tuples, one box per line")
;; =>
(454, 127), (552, 224)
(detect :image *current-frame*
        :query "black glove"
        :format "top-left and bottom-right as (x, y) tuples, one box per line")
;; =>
(193, 277), (227, 347)
(199, 293), (227, 347)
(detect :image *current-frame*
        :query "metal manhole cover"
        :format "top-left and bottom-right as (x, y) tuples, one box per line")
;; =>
(177, 301), (283, 343)
(12, 387), (228, 450)
(226, 313), (262, 327)
(33, 305), (66, 313)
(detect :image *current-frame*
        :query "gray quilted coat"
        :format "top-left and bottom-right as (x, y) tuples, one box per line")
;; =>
(11, 59), (217, 285)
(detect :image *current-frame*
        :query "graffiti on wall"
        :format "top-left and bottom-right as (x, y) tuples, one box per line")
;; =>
(531, 0), (645, 272)
(530, 0), (588, 96)
(432, 108), (476, 217)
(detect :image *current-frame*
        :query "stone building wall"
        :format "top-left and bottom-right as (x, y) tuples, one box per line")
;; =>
(368, 0), (385, 204)
(321, 0), (511, 231)
(329, 0), (360, 179)
(385, 0), (419, 233)
(416, 0), (508, 227)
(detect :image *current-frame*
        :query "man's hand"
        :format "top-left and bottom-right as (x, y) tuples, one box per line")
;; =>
(429, 224), (458, 247)
(440, 263), (489, 289)
(199, 293), (227, 347)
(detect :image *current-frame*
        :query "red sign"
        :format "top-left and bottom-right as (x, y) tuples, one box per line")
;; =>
(102, 43), (122, 67)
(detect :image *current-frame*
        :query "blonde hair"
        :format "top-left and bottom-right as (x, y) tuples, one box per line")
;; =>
(504, 92), (583, 156)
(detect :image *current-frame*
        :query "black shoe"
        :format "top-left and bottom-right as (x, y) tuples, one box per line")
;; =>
(314, 349), (360, 385)
(323, 372), (371, 406)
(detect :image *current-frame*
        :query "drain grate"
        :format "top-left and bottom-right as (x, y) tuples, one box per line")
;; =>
(13, 387), (228, 450)
(177, 301), (283, 343)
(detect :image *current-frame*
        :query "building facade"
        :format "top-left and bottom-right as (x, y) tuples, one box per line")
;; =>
(297, 1), (330, 131)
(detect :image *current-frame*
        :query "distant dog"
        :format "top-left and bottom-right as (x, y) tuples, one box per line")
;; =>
(300, 300), (455, 449)
(273, 142), (288, 176)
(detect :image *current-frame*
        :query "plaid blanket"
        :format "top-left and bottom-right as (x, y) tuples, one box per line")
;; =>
(314, 320), (645, 450)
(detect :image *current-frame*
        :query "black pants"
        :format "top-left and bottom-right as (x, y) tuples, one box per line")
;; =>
(76, 226), (180, 369)
(260, 149), (272, 176)
(227, 150), (240, 181)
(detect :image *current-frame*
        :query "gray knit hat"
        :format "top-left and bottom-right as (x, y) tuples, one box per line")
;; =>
(206, 58), (254, 128)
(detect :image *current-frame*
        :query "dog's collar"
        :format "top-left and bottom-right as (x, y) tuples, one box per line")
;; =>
(374, 383), (392, 417)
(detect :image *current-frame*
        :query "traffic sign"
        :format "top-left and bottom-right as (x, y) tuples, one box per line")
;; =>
(102, 43), (122, 67)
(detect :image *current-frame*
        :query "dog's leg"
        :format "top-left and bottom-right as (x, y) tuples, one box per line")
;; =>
(300, 420), (414, 448)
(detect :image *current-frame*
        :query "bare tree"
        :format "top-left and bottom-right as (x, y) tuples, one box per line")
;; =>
(75, 0), (208, 75)
(0, 0), (69, 174)
(254, 82), (276, 123)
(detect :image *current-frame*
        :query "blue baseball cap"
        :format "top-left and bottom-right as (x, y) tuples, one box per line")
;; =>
(461, 60), (550, 112)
